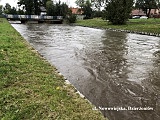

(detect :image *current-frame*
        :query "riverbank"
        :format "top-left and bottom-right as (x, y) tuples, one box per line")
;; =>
(0, 18), (106, 120)
(75, 18), (160, 36)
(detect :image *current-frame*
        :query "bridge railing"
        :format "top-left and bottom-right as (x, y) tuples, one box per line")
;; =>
(5, 14), (63, 20)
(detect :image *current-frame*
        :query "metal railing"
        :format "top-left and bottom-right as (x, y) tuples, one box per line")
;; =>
(4, 14), (63, 21)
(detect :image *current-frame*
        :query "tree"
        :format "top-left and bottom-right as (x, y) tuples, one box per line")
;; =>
(75, 0), (85, 8)
(82, 0), (93, 19)
(106, 0), (133, 25)
(10, 7), (17, 14)
(18, 0), (33, 14)
(67, 14), (77, 23)
(46, 0), (71, 18)
(3, 3), (12, 14)
(46, 0), (55, 16)
(76, 0), (93, 19)
(18, 0), (42, 15)
(34, 0), (41, 15)
(55, 1), (62, 16)
(135, 0), (159, 17)
(91, 0), (105, 11)
(0, 5), (3, 16)
(61, 3), (70, 18)
(3, 3), (18, 14)
(17, 8), (25, 15)
(40, 0), (49, 7)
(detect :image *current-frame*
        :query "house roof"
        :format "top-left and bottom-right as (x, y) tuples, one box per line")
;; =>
(70, 7), (83, 15)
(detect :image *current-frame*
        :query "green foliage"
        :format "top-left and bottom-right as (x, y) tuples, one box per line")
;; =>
(76, 0), (93, 19)
(17, 9), (25, 15)
(3, 3), (17, 14)
(76, 0), (105, 11)
(106, 0), (133, 25)
(60, 3), (70, 18)
(18, 0), (34, 14)
(41, 0), (50, 7)
(83, 0), (93, 19)
(18, 0), (43, 15)
(92, 10), (103, 18)
(46, 1), (55, 16)
(17, 0), (70, 17)
(67, 14), (77, 23)
(75, 0), (85, 7)
(0, 5), (2, 17)
(91, 0), (105, 11)
(1, 3), (24, 15)
(46, 1), (71, 18)
(76, 18), (107, 27)
(3, 3), (11, 14)
(101, 10), (108, 20)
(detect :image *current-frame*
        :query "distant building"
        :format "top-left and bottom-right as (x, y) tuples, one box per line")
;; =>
(150, 9), (159, 14)
(70, 7), (83, 15)
(131, 9), (146, 16)
(70, 7), (85, 20)
(131, 9), (160, 17)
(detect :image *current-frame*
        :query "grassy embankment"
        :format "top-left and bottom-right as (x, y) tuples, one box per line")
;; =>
(0, 18), (107, 120)
(75, 18), (160, 35)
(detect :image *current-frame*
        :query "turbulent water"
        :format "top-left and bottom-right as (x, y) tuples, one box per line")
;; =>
(12, 23), (160, 120)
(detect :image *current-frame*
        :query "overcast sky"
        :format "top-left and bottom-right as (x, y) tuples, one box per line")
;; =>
(0, 0), (77, 7)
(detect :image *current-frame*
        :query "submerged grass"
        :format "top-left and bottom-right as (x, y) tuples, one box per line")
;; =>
(0, 18), (106, 120)
(75, 18), (160, 34)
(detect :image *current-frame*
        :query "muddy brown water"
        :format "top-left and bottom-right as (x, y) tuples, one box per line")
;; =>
(12, 24), (160, 120)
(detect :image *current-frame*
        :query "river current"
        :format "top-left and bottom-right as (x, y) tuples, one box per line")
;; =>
(12, 23), (160, 120)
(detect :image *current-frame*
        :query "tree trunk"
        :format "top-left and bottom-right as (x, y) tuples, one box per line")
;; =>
(147, 8), (151, 18)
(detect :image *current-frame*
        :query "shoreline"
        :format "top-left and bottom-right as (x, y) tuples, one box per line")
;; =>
(79, 25), (160, 37)
(0, 18), (107, 120)
(75, 18), (160, 37)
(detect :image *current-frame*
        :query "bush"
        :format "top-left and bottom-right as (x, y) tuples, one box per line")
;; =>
(67, 14), (77, 23)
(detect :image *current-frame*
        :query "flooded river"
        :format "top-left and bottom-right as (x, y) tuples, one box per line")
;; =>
(12, 24), (160, 120)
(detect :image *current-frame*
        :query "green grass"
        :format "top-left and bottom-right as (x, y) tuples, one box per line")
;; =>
(75, 18), (160, 34)
(0, 18), (107, 120)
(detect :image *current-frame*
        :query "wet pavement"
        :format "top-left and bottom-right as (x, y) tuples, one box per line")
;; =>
(12, 24), (160, 120)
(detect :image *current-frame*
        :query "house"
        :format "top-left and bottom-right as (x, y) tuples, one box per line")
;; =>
(70, 7), (83, 15)
(131, 9), (146, 16)
(70, 7), (85, 20)
(150, 9), (159, 15)
(131, 9), (160, 18)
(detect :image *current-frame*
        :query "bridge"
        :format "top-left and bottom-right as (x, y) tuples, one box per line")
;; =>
(4, 14), (63, 24)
